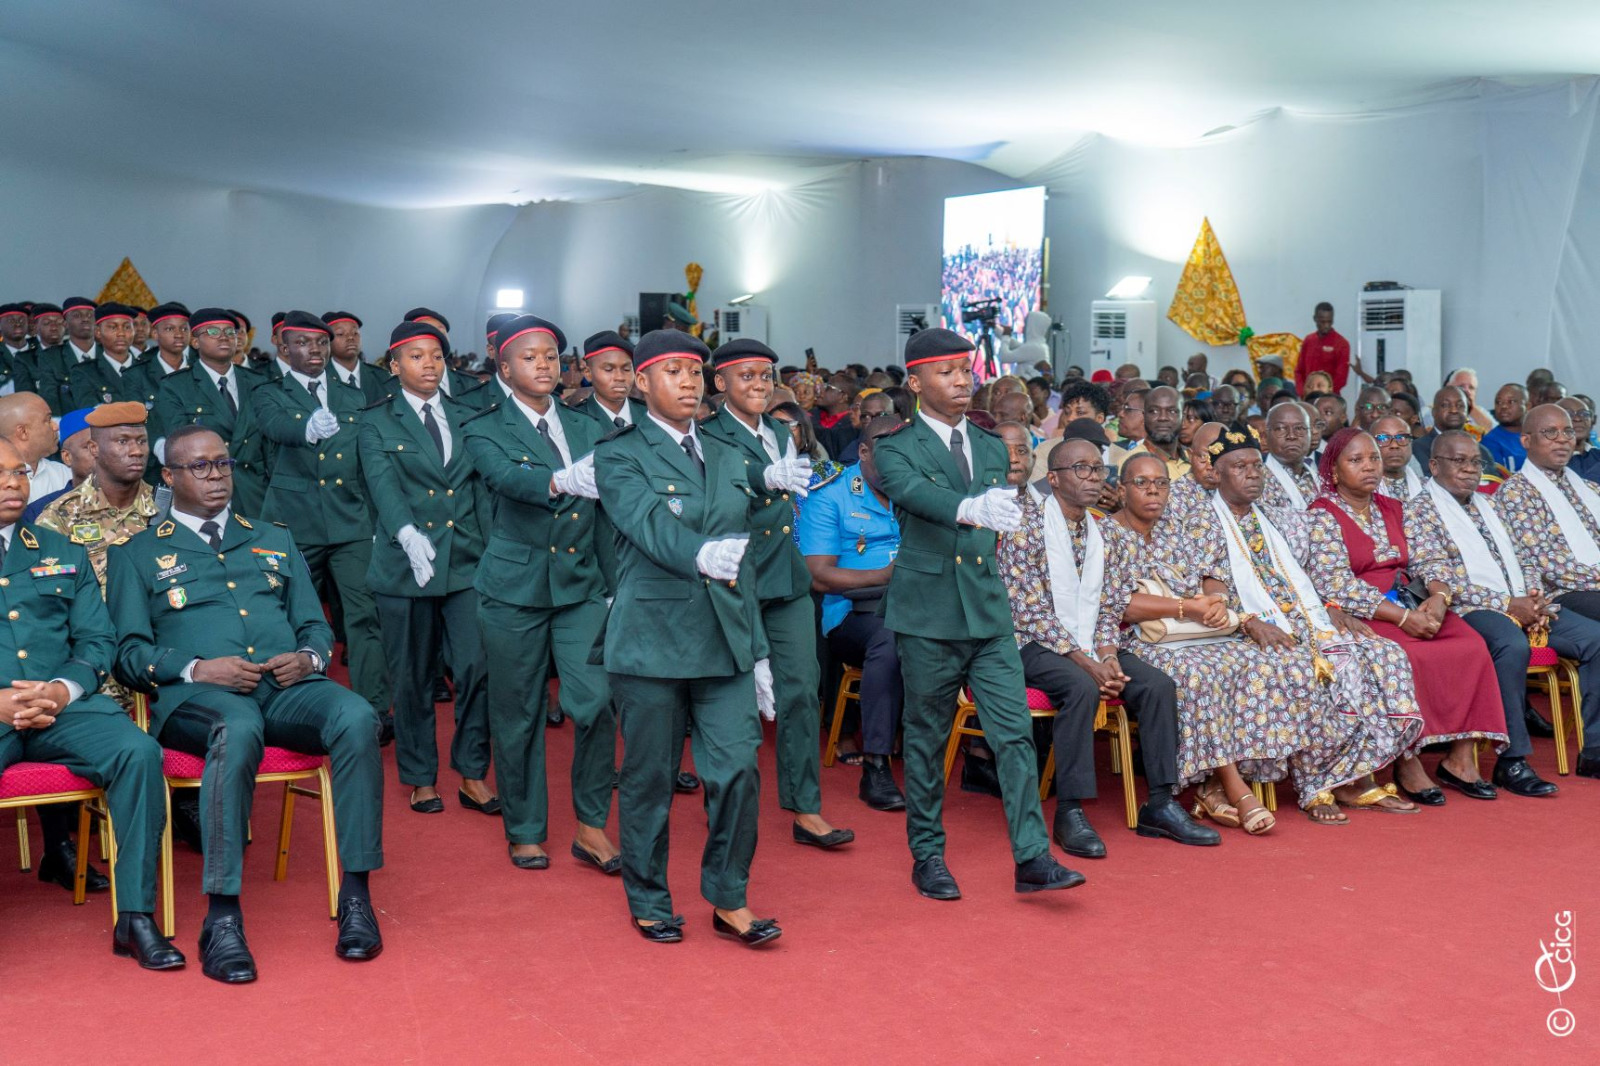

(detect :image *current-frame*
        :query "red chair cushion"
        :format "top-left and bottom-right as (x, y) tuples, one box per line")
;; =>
(0, 761), (97, 799)
(1025, 687), (1055, 711)
(1529, 645), (1560, 668)
(162, 747), (324, 779)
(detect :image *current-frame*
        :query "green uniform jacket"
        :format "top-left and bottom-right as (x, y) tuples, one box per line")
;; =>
(330, 360), (392, 405)
(382, 369), (492, 411)
(61, 347), (156, 410)
(574, 394), (648, 590)
(578, 395), (649, 430)
(252, 374), (371, 546)
(0, 526), (116, 703)
(153, 361), (273, 515)
(462, 398), (605, 609)
(593, 417), (768, 678)
(358, 390), (490, 597)
(873, 416), (1013, 641)
(0, 346), (40, 398)
(698, 406), (809, 604)
(105, 513), (334, 734)
(31, 342), (96, 415)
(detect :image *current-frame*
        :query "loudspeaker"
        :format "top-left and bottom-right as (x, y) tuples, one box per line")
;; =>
(638, 293), (674, 334)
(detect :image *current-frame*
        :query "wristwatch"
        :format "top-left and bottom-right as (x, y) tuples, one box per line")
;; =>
(299, 648), (325, 674)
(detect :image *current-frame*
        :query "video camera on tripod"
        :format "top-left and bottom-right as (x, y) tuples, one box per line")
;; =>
(960, 297), (1002, 327)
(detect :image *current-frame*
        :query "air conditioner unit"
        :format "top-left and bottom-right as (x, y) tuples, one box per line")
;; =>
(1355, 289), (1441, 396)
(1088, 300), (1156, 372)
(720, 305), (767, 343)
(893, 303), (938, 363)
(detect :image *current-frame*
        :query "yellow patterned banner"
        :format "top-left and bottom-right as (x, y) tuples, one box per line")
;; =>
(1166, 219), (1300, 382)
(1248, 332), (1302, 381)
(97, 257), (156, 309)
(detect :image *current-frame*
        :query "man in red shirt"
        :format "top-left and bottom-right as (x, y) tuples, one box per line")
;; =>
(1295, 302), (1350, 394)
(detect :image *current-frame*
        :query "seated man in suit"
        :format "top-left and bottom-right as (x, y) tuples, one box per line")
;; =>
(106, 425), (385, 983)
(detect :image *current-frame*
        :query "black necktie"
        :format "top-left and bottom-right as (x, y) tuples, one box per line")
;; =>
(307, 380), (321, 405)
(0, 534), (7, 570)
(949, 428), (971, 487)
(681, 434), (705, 475)
(535, 417), (564, 466)
(218, 374), (237, 416)
(346, 372), (358, 388)
(421, 401), (446, 461)
(614, 417), (626, 429)
(200, 520), (222, 552)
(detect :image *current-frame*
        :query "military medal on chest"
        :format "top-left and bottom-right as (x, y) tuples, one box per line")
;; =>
(167, 587), (188, 609)
(855, 532), (867, 554)
(668, 497), (683, 516)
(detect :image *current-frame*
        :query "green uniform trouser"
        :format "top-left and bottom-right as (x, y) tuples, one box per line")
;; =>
(612, 672), (760, 920)
(157, 678), (385, 895)
(479, 595), (613, 845)
(761, 593), (823, 814)
(0, 700), (165, 913)
(301, 539), (390, 713)
(894, 634), (1050, 864)
(375, 588), (491, 788)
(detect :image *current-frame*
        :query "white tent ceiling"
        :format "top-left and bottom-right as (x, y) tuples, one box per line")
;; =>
(5, 0), (1599, 207)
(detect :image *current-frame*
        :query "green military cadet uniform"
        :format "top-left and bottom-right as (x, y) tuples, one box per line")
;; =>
(462, 398), (614, 848)
(252, 372), (390, 714)
(358, 388), (492, 792)
(699, 404), (823, 816)
(61, 347), (154, 411)
(330, 360), (392, 405)
(576, 394), (648, 592)
(578, 394), (648, 431)
(874, 415), (1051, 866)
(32, 340), (97, 416)
(153, 361), (273, 516)
(383, 368), (492, 410)
(0, 344), (40, 397)
(595, 415), (769, 922)
(0, 525), (166, 914)
(105, 512), (384, 895)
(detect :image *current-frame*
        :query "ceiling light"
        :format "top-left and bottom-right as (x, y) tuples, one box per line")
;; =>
(495, 288), (524, 309)
(728, 293), (756, 306)
(1105, 276), (1152, 299)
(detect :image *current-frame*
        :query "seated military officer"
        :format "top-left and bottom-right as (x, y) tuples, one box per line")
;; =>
(0, 437), (181, 970)
(105, 425), (385, 983)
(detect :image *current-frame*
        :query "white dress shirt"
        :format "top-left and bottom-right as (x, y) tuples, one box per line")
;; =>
(289, 369), (331, 409)
(593, 395), (634, 427)
(916, 409), (972, 450)
(648, 411), (702, 466)
(333, 361), (363, 389)
(27, 458), (71, 499)
(198, 359), (238, 408)
(730, 408), (783, 461)
(401, 387), (453, 464)
(67, 341), (94, 364)
(512, 395), (571, 466)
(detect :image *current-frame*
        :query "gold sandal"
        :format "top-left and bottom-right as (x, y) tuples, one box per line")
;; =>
(1190, 783), (1241, 828)
(1303, 791), (1346, 825)
(1337, 782), (1419, 814)
(1230, 791), (1276, 835)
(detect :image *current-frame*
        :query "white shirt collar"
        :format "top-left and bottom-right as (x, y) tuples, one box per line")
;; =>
(400, 386), (443, 418)
(648, 410), (698, 445)
(198, 360), (233, 388)
(496, 376), (513, 396)
(290, 368), (329, 403)
(170, 506), (231, 540)
(333, 361), (361, 386)
(0, 522), (12, 550)
(916, 408), (970, 447)
(69, 340), (93, 362)
(511, 394), (569, 465)
(593, 395), (631, 424)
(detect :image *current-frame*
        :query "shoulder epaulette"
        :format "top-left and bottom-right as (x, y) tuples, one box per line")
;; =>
(17, 527), (38, 550)
(270, 521), (289, 528)
(968, 421), (1000, 438)
(882, 420), (913, 436)
(810, 465), (845, 491)
(600, 422), (638, 443)
(234, 514), (252, 529)
(361, 394), (393, 412)
(459, 403), (501, 426)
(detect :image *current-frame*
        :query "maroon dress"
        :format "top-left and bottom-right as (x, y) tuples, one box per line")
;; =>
(1308, 495), (1508, 749)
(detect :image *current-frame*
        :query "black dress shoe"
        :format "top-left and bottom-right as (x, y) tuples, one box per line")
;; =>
(198, 915), (257, 984)
(674, 771), (700, 793)
(457, 789), (502, 815)
(571, 841), (623, 875)
(508, 845), (550, 870)
(112, 913), (185, 970)
(1435, 763), (1498, 800)
(1493, 756), (1559, 797)
(793, 822), (855, 849)
(432, 678), (453, 704)
(409, 790), (444, 814)
(712, 911), (783, 947)
(1524, 704), (1555, 739)
(1052, 804), (1106, 859)
(37, 840), (110, 893)
(1136, 796), (1223, 846)
(1393, 766), (1445, 806)
(377, 714), (395, 747)
(171, 794), (204, 853)
(1575, 751), (1600, 780)
(547, 707), (566, 728)
(335, 896), (383, 960)
(911, 856), (961, 900)
(1014, 853), (1087, 893)
(859, 756), (906, 811)
(959, 752), (1003, 797)
(632, 915), (684, 943)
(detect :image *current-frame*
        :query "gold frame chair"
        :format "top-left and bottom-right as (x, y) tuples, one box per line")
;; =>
(1528, 655), (1585, 775)
(822, 665), (863, 768)
(4, 771), (118, 918)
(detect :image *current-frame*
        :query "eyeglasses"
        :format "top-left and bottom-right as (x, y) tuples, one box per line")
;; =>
(1050, 462), (1112, 481)
(1358, 402), (1391, 413)
(170, 458), (237, 478)
(1373, 433), (1414, 444)
(1538, 427), (1579, 441)
(771, 418), (799, 429)
(1125, 476), (1171, 490)
(195, 327), (238, 339)
(1435, 456), (1485, 471)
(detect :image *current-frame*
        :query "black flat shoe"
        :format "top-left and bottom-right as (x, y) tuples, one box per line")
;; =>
(674, 771), (700, 793)
(508, 845), (550, 870)
(1435, 763), (1497, 800)
(1052, 805), (1106, 859)
(377, 713), (395, 747)
(792, 822), (855, 849)
(571, 841), (622, 875)
(171, 794), (204, 853)
(633, 915), (684, 943)
(858, 756), (906, 811)
(112, 913), (185, 970)
(1392, 766), (1445, 806)
(335, 896), (383, 960)
(959, 752), (1003, 797)
(1136, 797), (1223, 846)
(712, 911), (782, 947)
(546, 708), (566, 728)
(38, 840), (110, 893)
(1493, 757), (1559, 797)
(1575, 752), (1600, 780)
(1014, 854), (1087, 894)
(458, 789), (502, 815)
(409, 790), (445, 814)
(911, 856), (961, 900)
(198, 915), (257, 984)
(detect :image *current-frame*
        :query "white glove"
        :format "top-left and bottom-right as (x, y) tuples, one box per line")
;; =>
(305, 407), (341, 443)
(396, 524), (436, 588)
(550, 452), (599, 499)
(762, 457), (812, 498)
(695, 536), (748, 581)
(753, 659), (775, 721)
(956, 487), (1024, 533)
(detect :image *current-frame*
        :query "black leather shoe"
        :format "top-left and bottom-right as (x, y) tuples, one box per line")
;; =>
(959, 752), (1003, 797)
(571, 841), (622, 875)
(198, 915), (257, 983)
(1052, 804), (1106, 859)
(1575, 751), (1600, 780)
(1393, 765), (1445, 806)
(1493, 757), (1559, 797)
(1136, 796), (1222, 846)
(674, 771), (700, 793)
(432, 678), (453, 704)
(37, 840), (110, 893)
(335, 896), (383, 960)
(457, 789), (502, 815)
(712, 910), (782, 947)
(632, 915), (684, 943)
(171, 793), (204, 853)
(409, 790), (445, 814)
(859, 756), (906, 811)
(377, 713), (395, 747)
(546, 707), (566, 728)
(1014, 853), (1087, 893)
(911, 856), (961, 900)
(1435, 763), (1498, 800)
(112, 912), (185, 970)
(508, 845), (550, 870)
(1524, 704), (1555, 738)
(793, 822), (855, 849)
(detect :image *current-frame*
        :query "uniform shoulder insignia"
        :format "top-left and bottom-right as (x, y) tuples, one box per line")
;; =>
(271, 521), (289, 528)
(882, 420), (913, 436)
(696, 414), (718, 429)
(155, 521), (175, 538)
(459, 403), (501, 426)
(361, 395), (392, 412)
(811, 465), (845, 491)
(967, 421), (1000, 438)
(601, 422), (637, 442)
(18, 527), (38, 550)
(234, 514), (253, 529)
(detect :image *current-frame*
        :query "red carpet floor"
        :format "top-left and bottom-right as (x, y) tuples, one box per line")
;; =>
(5, 696), (1597, 1065)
